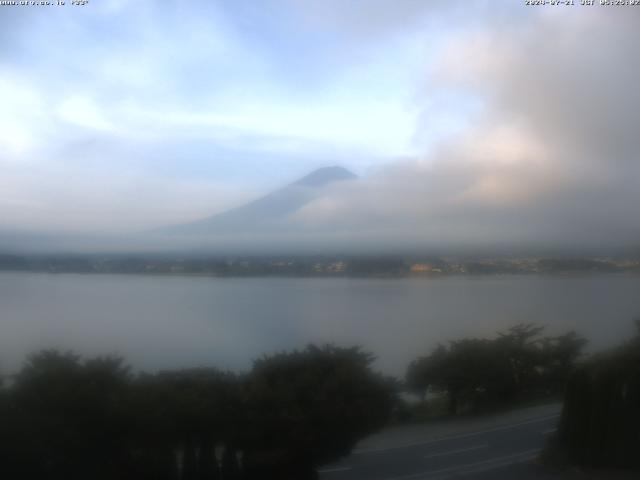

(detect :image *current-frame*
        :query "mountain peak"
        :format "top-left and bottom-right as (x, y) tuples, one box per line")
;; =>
(159, 166), (358, 235)
(292, 166), (357, 188)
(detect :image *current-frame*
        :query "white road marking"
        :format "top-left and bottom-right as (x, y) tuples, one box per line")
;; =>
(541, 428), (557, 435)
(381, 449), (541, 480)
(318, 466), (352, 474)
(354, 414), (559, 455)
(423, 444), (488, 459)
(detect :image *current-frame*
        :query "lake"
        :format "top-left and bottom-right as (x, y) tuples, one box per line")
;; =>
(1, 272), (639, 377)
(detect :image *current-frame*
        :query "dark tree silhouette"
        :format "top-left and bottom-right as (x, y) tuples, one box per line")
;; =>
(406, 344), (448, 402)
(557, 320), (640, 469)
(129, 367), (240, 480)
(0, 344), (391, 479)
(2, 351), (131, 479)
(242, 345), (393, 479)
(407, 324), (587, 415)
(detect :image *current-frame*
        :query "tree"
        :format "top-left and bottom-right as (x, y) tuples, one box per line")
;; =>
(406, 324), (587, 415)
(242, 345), (393, 479)
(557, 321), (640, 468)
(497, 323), (546, 397)
(6, 350), (132, 480)
(129, 368), (240, 480)
(539, 331), (588, 394)
(406, 344), (448, 401)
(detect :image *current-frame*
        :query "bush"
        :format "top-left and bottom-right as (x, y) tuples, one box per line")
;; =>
(557, 324), (640, 469)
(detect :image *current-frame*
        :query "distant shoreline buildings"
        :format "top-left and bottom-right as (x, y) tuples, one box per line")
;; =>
(0, 253), (638, 277)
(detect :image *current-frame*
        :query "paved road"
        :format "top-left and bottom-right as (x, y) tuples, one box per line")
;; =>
(319, 404), (562, 480)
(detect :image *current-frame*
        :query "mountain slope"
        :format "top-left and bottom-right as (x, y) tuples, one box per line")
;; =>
(161, 166), (357, 235)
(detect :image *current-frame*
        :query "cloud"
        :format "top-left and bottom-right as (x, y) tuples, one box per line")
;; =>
(0, 161), (256, 234)
(0, 0), (422, 237)
(286, 7), (640, 251)
(1, 2), (638, 252)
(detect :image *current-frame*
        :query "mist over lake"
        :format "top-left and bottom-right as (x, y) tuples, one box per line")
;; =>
(1, 272), (638, 377)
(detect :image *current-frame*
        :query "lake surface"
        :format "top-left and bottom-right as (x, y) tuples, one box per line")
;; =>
(1, 272), (639, 376)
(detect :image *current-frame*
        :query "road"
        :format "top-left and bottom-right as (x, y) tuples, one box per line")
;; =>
(319, 404), (562, 480)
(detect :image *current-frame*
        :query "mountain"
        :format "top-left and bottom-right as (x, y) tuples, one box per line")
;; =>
(160, 166), (357, 235)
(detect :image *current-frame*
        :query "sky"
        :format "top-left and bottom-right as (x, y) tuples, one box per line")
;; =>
(1, 0), (639, 251)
